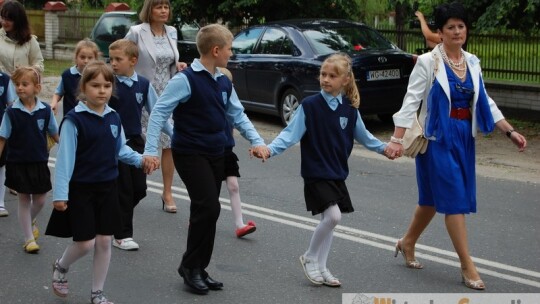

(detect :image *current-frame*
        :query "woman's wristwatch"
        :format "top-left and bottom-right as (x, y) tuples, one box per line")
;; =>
(506, 129), (515, 138)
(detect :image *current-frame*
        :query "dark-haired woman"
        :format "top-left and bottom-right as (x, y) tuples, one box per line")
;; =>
(0, 0), (44, 74)
(386, 2), (526, 290)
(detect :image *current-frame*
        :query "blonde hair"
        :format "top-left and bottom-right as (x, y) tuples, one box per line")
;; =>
(196, 24), (233, 56)
(11, 66), (41, 85)
(139, 0), (171, 23)
(220, 67), (233, 82)
(78, 61), (115, 100)
(109, 39), (139, 58)
(321, 53), (360, 108)
(74, 38), (99, 61)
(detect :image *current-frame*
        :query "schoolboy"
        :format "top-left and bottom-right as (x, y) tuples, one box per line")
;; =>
(143, 24), (267, 295)
(107, 39), (172, 251)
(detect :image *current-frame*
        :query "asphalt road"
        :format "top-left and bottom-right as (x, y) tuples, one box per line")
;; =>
(0, 113), (539, 304)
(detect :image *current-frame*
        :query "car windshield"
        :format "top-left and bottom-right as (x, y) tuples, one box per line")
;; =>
(303, 25), (395, 55)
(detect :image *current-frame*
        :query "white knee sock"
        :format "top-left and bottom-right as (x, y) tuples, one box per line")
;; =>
(92, 235), (112, 292)
(305, 204), (341, 268)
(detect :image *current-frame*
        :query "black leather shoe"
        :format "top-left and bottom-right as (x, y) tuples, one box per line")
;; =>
(177, 266), (209, 295)
(203, 275), (223, 290)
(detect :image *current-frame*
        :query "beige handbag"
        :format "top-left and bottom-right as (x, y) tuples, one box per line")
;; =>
(402, 116), (428, 158)
(402, 52), (440, 158)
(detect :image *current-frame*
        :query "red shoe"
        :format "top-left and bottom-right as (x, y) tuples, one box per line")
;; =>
(246, 220), (256, 227)
(236, 224), (256, 238)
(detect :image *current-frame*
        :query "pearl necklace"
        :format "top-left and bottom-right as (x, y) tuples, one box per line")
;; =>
(439, 45), (467, 80)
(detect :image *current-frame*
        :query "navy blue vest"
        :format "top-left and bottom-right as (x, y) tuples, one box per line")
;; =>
(60, 69), (81, 116)
(108, 76), (149, 138)
(300, 94), (357, 181)
(0, 74), (10, 124)
(172, 68), (232, 155)
(6, 101), (51, 163)
(62, 110), (122, 183)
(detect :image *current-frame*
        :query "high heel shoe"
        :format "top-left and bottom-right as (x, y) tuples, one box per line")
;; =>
(161, 197), (177, 213)
(461, 271), (485, 290)
(394, 238), (423, 269)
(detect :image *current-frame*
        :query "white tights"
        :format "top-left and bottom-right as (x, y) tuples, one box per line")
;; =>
(304, 204), (342, 270)
(226, 176), (245, 228)
(58, 235), (112, 292)
(0, 167), (6, 209)
(17, 193), (46, 241)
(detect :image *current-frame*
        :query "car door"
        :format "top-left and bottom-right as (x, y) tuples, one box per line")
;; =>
(245, 27), (294, 111)
(229, 27), (264, 102)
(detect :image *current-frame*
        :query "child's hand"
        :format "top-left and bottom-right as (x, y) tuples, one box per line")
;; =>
(142, 156), (160, 174)
(250, 145), (270, 162)
(384, 143), (402, 160)
(53, 201), (68, 212)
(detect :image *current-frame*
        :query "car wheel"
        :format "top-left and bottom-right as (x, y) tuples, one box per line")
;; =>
(280, 89), (300, 126)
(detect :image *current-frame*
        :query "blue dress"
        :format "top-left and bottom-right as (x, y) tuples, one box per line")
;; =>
(416, 64), (476, 214)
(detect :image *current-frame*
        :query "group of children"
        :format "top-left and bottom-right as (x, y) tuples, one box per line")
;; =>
(0, 21), (395, 302)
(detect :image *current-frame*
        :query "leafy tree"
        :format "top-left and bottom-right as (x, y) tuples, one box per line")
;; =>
(460, 0), (539, 33)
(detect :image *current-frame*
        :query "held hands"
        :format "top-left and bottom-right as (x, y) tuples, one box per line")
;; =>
(384, 142), (403, 160)
(249, 145), (271, 162)
(53, 201), (68, 212)
(142, 156), (160, 174)
(176, 61), (188, 72)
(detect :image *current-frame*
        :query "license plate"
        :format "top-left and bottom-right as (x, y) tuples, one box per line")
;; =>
(367, 69), (400, 81)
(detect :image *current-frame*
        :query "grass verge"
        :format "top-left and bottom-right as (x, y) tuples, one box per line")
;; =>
(44, 59), (73, 77)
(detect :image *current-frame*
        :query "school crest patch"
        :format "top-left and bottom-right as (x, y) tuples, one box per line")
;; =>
(136, 93), (143, 104)
(37, 119), (45, 131)
(340, 117), (348, 129)
(0, 86), (4, 96)
(222, 92), (228, 105)
(110, 125), (118, 138)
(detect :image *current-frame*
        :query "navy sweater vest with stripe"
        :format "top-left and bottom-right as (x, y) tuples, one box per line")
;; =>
(63, 110), (122, 183)
(172, 68), (232, 155)
(60, 69), (81, 116)
(6, 102), (51, 163)
(300, 94), (357, 181)
(108, 76), (149, 138)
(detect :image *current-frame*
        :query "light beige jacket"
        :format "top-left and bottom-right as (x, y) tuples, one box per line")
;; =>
(393, 45), (504, 138)
(0, 28), (44, 75)
(124, 23), (179, 83)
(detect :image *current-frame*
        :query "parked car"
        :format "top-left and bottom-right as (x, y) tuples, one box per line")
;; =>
(89, 11), (199, 63)
(227, 19), (417, 125)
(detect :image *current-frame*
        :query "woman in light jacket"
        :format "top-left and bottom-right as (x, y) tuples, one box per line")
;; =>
(386, 2), (526, 290)
(0, 0), (44, 74)
(125, 0), (186, 214)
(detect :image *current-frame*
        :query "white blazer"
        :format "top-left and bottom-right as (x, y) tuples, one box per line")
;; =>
(393, 45), (504, 138)
(125, 23), (180, 82)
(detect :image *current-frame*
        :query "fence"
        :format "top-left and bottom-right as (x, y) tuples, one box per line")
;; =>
(27, 10), (540, 84)
(374, 25), (540, 84)
(27, 10), (101, 42)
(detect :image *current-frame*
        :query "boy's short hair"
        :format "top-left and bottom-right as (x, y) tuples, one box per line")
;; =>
(109, 39), (139, 59)
(196, 24), (233, 55)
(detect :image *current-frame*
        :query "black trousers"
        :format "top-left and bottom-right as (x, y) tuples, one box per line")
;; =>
(114, 136), (147, 239)
(173, 152), (224, 270)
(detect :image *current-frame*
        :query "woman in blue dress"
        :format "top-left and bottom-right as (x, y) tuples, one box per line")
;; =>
(386, 2), (527, 290)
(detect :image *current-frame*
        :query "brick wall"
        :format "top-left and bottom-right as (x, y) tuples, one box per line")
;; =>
(485, 81), (540, 120)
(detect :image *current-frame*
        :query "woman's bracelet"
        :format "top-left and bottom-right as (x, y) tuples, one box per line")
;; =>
(506, 129), (515, 138)
(390, 136), (404, 144)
